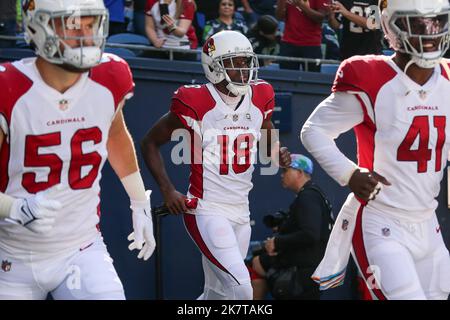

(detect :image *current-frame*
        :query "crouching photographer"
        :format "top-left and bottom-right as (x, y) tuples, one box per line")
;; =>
(250, 154), (333, 300)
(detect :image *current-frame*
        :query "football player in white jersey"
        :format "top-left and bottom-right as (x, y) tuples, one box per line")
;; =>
(141, 31), (290, 300)
(301, 0), (450, 299)
(0, 0), (155, 299)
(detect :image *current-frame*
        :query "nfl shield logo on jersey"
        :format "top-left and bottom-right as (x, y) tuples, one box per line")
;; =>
(341, 219), (349, 231)
(59, 99), (69, 111)
(382, 227), (391, 237)
(232, 114), (239, 122)
(1, 260), (11, 272)
(418, 90), (427, 100)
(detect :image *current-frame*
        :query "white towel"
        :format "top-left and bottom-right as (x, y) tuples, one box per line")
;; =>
(312, 193), (361, 290)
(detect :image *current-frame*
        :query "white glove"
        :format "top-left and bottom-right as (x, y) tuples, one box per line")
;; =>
(128, 190), (156, 261)
(8, 185), (63, 234)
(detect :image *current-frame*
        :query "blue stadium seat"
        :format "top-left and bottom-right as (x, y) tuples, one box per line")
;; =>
(105, 47), (136, 58)
(107, 33), (150, 57)
(383, 49), (394, 56)
(107, 33), (150, 46)
(320, 64), (339, 75)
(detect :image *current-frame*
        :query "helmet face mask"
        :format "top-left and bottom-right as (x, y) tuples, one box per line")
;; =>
(394, 14), (449, 36)
(381, 0), (450, 69)
(23, 0), (109, 70)
(201, 30), (259, 96)
(216, 53), (259, 95)
(390, 11), (450, 67)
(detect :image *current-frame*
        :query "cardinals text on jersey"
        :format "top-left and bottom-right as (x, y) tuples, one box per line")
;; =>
(0, 54), (134, 256)
(169, 81), (274, 221)
(333, 55), (450, 221)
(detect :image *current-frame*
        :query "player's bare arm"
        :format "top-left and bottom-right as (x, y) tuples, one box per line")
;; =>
(141, 111), (188, 214)
(107, 105), (139, 178)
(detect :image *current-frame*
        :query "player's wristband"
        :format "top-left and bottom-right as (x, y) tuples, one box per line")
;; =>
(0, 192), (15, 219)
(120, 171), (148, 202)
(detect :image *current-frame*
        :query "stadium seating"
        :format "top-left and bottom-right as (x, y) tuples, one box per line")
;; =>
(107, 33), (150, 46)
(107, 33), (150, 56)
(320, 63), (339, 75)
(260, 63), (280, 70)
(105, 47), (136, 58)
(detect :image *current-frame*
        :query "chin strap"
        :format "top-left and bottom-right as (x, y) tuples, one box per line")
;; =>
(226, 82), (249, 97)
(403, 58), (416, 74)
(403, 55), (441, 74)
(62, 44), (103, 69)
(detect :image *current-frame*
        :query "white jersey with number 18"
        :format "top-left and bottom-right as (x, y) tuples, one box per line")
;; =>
(170, 81), (275, 223)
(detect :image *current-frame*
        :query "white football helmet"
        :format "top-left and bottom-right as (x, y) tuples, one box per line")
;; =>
(22, 0), (109, 70)
(380, 0), (450, 69)
(201, 30), (259, 96)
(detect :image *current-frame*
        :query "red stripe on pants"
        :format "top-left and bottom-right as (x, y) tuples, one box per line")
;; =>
(352, 205), (387, 300)
(183, 213), (240, 285)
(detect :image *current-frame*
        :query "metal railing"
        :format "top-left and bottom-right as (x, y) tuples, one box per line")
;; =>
(152, 205), (171, 300)
(0, 34), (341, 72)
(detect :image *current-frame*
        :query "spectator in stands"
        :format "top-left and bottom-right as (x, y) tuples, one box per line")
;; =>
(124, 0), (135, 32)
(240, 0), (276, 28)
(202, 0), (248, 43)
(104, 0), (128, 35)
(322, 22), (340, 60)
(327, 0), (382, 60)
(145, 0), (198, 50)
(249, 154), (333, 300)
(276, 0), (329, 72)
(247, 15), (280, 65)
(0, 0), (17, 48)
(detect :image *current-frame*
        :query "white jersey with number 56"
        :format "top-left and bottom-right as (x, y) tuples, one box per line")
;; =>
(0, 54), (134, 256)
